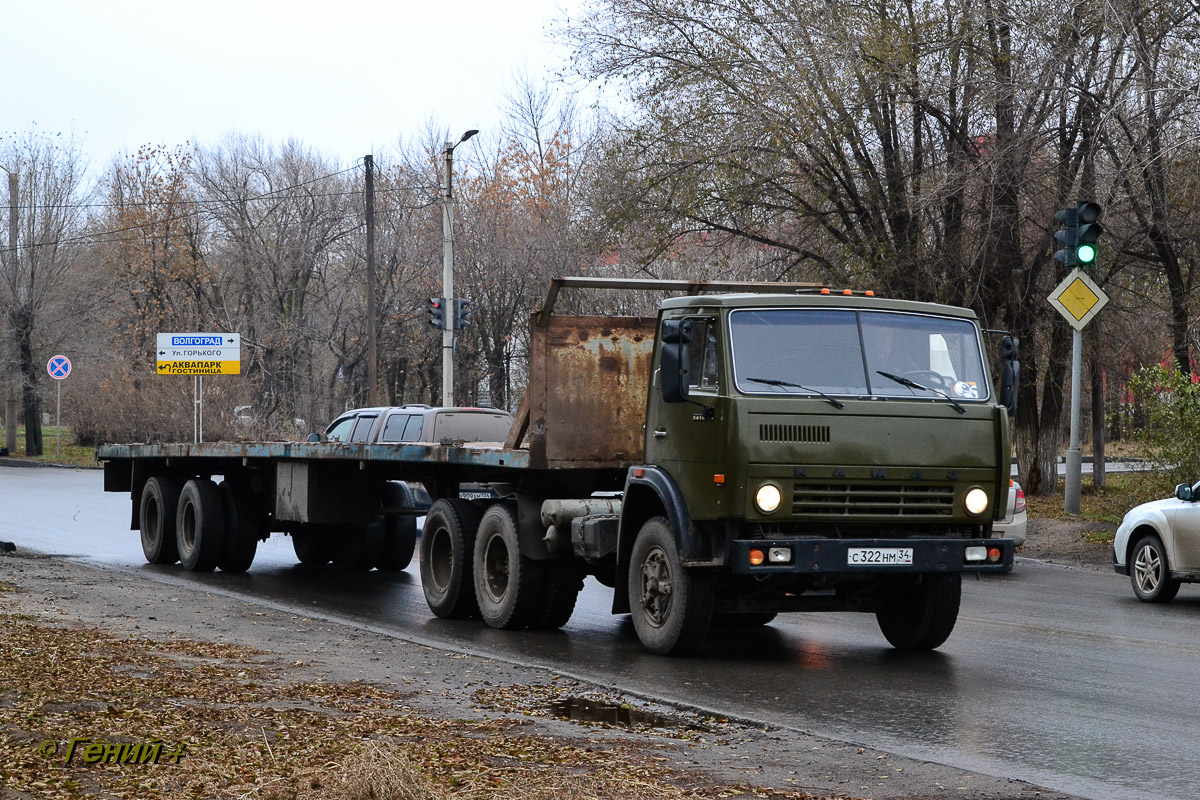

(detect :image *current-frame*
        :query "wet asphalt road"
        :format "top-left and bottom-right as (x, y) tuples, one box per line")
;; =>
(3, 466), (1199, 800)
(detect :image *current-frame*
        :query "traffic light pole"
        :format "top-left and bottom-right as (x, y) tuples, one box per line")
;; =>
(1053, 202), (1103, 516)
(1065, 330), (1083, 515)
(441, 141), (456, 408)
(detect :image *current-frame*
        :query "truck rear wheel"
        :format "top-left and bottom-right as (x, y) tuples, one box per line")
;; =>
(139, 476), (181, 565)
(534, 565), (585, 630)
(876, 573), (961, 651)
(218, 481), (259, 573)
(333, 521), (385, 572)
(377, 482), (418, 572)
(176, 478), (227, 572)
(474, 504), (546, 630)
(420, 498), (483, 619)
(628, 516), (714, 656)
(291, 530), (332, 565)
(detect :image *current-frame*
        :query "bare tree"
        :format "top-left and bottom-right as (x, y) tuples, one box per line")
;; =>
(0, 132), (89, 455)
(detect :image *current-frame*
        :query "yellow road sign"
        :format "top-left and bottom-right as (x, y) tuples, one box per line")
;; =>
(157, 360), (241, 375)
(1048, 269), (1108, 331)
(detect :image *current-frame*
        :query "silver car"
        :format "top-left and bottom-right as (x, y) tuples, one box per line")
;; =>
(995, 479), (1026, 547)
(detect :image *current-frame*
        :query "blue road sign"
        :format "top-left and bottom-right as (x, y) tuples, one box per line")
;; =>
(47, 355), (71, 380)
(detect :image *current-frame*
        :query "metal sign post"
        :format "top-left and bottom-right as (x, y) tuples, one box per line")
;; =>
(1048, 269), (1109, 515)
(46, 355), (71, 459)
(156, 333), (241, 444)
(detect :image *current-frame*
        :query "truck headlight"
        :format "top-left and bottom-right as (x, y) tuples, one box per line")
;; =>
(755, 483), (782, 514)
(965, 487), (989, 516)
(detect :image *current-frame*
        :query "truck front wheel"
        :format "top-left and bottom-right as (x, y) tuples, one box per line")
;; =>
(875, 573), (961, 651)
(176, 479), (228, 572)
(474, 504), (546, 630)
(139, 476), (181, 565)
(628, 516), (714, 656)
(420, 498), (483, 619)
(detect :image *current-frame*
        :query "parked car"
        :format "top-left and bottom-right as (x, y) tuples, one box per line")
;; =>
(995, 479), (1026, 547)
(1113, 481), (1200, 602)
(322, 405), (513, 509)
(324, 404), (512, 446)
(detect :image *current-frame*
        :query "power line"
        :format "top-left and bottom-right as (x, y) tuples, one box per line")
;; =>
(0, 167), (438, 254)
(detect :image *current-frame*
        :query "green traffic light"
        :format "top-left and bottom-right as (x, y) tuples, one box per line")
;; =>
(1077, 243), (1097, 264)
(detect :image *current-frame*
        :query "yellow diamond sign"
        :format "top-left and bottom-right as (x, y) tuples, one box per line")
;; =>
(1048, 268), (1108, 331)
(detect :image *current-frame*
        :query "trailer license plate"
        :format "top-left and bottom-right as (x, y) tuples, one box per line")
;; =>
(847, 547), (913, 566)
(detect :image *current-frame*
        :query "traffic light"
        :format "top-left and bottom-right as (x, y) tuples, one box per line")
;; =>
(1053, 206), (1078, 266)
(1075, 202), (1103, 265)
(454, 297), (471, 329)
(427, 297), (446, 329)
(1053, 202), (1103, 266)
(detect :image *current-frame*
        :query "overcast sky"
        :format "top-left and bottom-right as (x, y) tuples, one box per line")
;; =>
(4, 0), (583, 172)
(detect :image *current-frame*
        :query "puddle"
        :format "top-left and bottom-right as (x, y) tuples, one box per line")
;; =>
(546, 696), (706, 731)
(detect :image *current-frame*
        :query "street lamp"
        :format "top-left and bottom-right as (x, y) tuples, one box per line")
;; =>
(0, 164), (16, 454)
(441, 129), (478, 407)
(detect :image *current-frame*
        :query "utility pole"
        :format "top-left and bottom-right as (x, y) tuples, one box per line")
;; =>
(364, 155), (378, 406)
(3, 167), (17, 455)
(441, 129), (478, 407)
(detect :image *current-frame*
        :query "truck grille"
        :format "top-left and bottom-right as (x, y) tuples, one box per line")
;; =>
(759, 424), (830, 443)
(792, 483), (954, 516)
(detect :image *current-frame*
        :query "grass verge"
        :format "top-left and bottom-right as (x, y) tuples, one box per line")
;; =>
(1, 426), (96, 468)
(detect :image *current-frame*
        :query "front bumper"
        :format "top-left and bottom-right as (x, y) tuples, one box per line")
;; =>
(730, 537), (1015, 575)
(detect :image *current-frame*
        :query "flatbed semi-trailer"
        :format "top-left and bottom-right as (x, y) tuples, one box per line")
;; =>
(98, 277), (1018, 655)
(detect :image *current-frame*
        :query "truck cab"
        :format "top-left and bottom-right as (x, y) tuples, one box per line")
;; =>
(614, 291), (1015, 654)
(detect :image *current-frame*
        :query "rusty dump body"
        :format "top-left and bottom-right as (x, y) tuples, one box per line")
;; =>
(513, 313), (656, 470)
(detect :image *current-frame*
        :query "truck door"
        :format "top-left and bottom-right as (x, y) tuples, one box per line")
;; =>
(646, 316), (725, 519)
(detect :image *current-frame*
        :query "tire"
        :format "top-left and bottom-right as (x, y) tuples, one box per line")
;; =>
(473, 504), (546, 630)
(876, 573), (961, 651)
(176, 478), (228, 572)
(292, 529), (332, 565)
(713, 612), (778, 627)
(377, 482), (418, 572)
(420, 498), (483, 619)
(534, 564), (586, 630)
(218, 481), (259, 573)
(333, 521), (385, 572)
(1131, 534), (1181, 603)
(139, 476), (182, 565)
(627, 516), (714, 656)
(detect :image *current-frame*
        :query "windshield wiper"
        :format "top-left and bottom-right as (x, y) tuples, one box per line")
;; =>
(746, 377), (845, 409)
(875, 371), (966, 414)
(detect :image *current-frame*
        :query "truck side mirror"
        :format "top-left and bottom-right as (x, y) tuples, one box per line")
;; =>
(1176, 483), (1193, 502)
(998, 335), (1020, 417)
(660, 318), (693, 404)
(306, 432), (321, 443)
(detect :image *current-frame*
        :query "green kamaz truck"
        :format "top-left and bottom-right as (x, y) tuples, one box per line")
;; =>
(98, 277), (1018, 655)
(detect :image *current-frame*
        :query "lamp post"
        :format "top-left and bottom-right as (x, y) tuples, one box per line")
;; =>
(0, 165), (16, 455)
(441, 128), (478, 407)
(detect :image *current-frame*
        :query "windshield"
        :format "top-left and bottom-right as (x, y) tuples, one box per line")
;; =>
(729, 308), (988, 401)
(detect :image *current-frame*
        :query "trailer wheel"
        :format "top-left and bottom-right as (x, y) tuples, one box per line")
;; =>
(291, 530), (332, 565)
(628, 516), (714, 655)
(420, 498), (483, 619)
(534, 565), (585, 630)
(218, 481), (259, 573)
(139, 476), (182, 565)
(176, 478), (228, 572)
(474, 504), (546, 630)
(377, 482), (418, 572)
(333, 521), (385, 572)
(875, 573), (961, 651)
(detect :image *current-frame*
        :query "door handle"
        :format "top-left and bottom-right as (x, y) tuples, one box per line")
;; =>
(653, 429), (668, 439)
